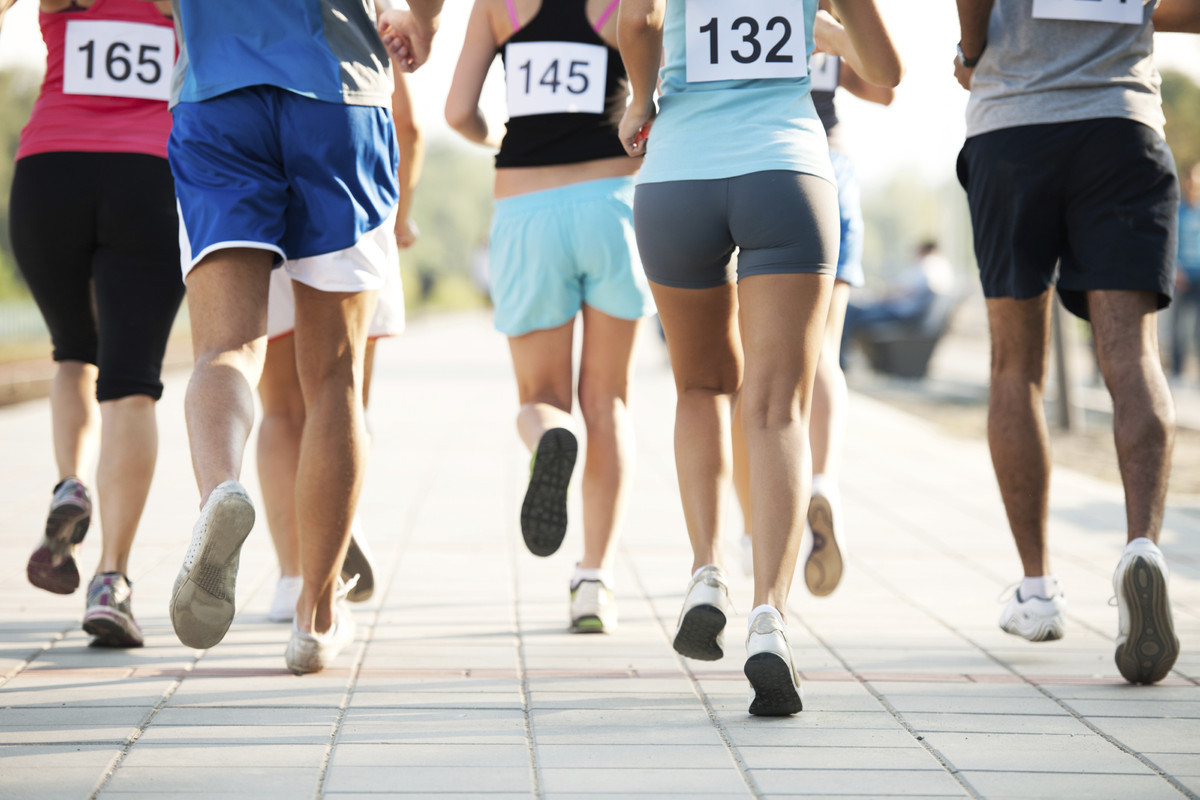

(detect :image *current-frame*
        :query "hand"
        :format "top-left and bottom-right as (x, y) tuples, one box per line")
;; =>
(618, 101), (655, 158)
(953, 56), (974, 91)
(378, 9), (438, 73)
(395, 217), (419, 249)
(813, 10), (845, 56)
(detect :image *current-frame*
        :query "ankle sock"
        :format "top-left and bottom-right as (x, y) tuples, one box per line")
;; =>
(1020, 575), (1061, 600)
(693, 564), (721, 580)
(748, 604), (781, 629)
(572, 567), (613, 588)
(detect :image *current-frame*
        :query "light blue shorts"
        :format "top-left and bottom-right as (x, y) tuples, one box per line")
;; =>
(488, 176), (656, 337)
(830, 149), (865, 288)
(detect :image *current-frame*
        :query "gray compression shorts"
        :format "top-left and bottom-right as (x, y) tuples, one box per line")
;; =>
(633, 170), (839, 289)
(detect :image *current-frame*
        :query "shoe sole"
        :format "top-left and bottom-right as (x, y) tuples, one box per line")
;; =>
(1115, 555), (1179, 685)
(520, 428), (577, 557)
(169, 493), (255, 649)
(673, 603), (726, 661)
(26, 506), (90, 595)
(1001, 615), (1064, 643)
(341, 535), (374, 603)
(745, 652), (803, 716)
(285, 616), (356, 675)
(570, 615), (609, 634)
(83, 611), (144, 648)
(805, 495), (842, 597)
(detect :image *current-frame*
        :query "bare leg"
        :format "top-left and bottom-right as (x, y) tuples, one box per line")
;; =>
(51, 362), (100, 481)
(257, 334), (305, 577)
(810, 282), (851, 480)
(738, 273), (832, 613)
(292, 282), (376, 635)
(576, 306), (641, 570)
(184, 249), (273, 504)
(1089, 290), (1175, 543)
(509, 320), (576, 450)
(986, 292), (1053, 577)
(94, 395), (157, 575)
(652, 282), (742, 573)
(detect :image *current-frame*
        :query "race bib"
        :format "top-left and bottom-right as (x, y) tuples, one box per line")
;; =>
(505, 41), (608, 118)
(809, 52), (839, 93)
(686, 0), (808, 83)
(1032, 0), (1144, 25)
(63, 20), (175, 102)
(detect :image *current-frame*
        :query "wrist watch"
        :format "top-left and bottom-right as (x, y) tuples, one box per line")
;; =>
(956, 42), (984, 69)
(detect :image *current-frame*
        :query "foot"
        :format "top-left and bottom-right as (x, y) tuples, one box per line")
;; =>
(268, 575), (303, 623)
(672, 565), (731, 661)
(341, 516), (375, 603)
(1114, 538), (1179, 685)
(520, 428), (577, 557)
(170, 481), (255, 649)
(27, 477), (91, 595)
(285, 581), (357, 675)
(998, 587), (1067, 642)
(570, 577), (617, 633)
(745, 608), (803, 716)
(804, 477), (844, 597)
(82, 572), (143, 648)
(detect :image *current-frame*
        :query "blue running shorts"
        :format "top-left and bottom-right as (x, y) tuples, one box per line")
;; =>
(488, 176), (655, 337)
(170, 85), (399, 289)
(830, 150), (865, 288)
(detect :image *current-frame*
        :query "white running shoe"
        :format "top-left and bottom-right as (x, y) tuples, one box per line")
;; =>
(804, 476), (845, 597)
(342, 515), (375, 603)
(998, 587), (1067, 642)
(569, 578), (617, 633)
(673, 565), (732, 661)
(268, 575), (303, 623)
(744, 608), (803, 716)
(1114, 538), (1179, 684)
(284, 579), (357, 675)
(170, 481), (255, 649)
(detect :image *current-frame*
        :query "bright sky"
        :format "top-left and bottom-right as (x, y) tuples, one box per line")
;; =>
(2, 2), (1198, 189)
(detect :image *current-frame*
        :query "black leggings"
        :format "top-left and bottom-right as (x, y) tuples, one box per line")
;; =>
(10, 152), (185, 401)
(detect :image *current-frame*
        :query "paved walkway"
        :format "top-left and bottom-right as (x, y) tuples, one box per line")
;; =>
(1, 311), (1198, 799)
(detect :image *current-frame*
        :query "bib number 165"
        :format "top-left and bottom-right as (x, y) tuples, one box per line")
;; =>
(63, 20), (174, 102)
(686, 0), (807, 83)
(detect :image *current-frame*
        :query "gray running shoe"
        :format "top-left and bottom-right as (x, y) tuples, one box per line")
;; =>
(170, 481), (255, 649)
(27, 477), (91, 595)
(83, 572), (143, 648)
(744, 609), (803, 716)
(673, 565), (731, 661)
(1114, 539), (1179, 685)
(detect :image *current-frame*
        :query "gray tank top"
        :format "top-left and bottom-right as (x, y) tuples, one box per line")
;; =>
(965, 0), (1163, 139)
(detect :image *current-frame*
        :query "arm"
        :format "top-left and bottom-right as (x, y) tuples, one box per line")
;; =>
(616, 0), (666, 157)
(391, 70), (424, 248)
(378, 0), (444, 73)
(444, 0), (502, 149)
(838, 60), (894, 106)
(813, 9), (895, 99)
(0, 0), (20, 33)
(954, 0), (994, 90)
(827, 0), (903, 88)
(1154, 0), (1200, 32)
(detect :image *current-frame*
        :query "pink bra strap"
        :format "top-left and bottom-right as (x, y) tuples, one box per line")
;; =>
(505, 0), (521, 32)
(594, 0), (619, 32)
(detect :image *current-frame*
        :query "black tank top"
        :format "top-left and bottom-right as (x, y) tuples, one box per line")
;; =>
(809, 54), (843, 151)
(495, 0), (628, 168)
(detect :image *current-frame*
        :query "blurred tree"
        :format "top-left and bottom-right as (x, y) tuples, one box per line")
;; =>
(1163, 69), (1200, 171)
(0, 68), (39, 298)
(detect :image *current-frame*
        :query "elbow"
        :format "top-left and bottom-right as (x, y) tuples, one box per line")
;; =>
(444, 101), (472, 137)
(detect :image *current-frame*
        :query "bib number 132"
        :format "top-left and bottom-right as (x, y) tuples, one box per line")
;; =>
(686, 0), (807, 83)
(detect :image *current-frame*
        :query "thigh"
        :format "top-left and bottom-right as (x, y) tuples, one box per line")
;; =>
(729, 171), (839, 280)
(507, 319), (575, 409)
(653, 281), (742, 395)
(9, 153), (99, 363)
(291, 283), (377, 399)
(985, 292), (1053, 381)
(186, 248), (274, 361)
(579, 305), (641, 403)
(633, 180), (735, 289)
(1089, 290), (1161, 380)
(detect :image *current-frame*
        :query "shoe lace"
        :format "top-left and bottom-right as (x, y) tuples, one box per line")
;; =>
(335, 574), (360, 603)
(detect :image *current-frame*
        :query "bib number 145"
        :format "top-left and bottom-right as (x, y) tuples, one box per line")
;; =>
(686, 0), (807, 83)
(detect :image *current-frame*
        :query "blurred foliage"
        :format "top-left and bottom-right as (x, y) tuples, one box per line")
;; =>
(1163, 69), (1200, 172)
(0, 68), (39, 300)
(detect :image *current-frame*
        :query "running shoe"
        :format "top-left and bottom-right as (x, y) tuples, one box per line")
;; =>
(170, 481), (255, 649)
(998, 586), (1067, 642)
(27, 477), (91, 595)
(268, 575), (303, 623)
(672, 565), (731, 661)
(745, 608), (803, 716)
(341, 515), (375, 603)
(284, 578), (357, 675)
(520, 428), (577, 557)
(1113, 538), (1179, 684)
(82, 572), (143, 648)
(570, 578), (617, 633)
(804, 476), (845, 597)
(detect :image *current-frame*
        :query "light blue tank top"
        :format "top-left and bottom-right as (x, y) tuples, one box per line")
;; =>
(169, 0), (392, 108)
(636, 0), (832, 186)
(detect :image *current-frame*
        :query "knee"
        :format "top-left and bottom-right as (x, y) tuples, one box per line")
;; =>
(578, 385), (627, 434)
(989, 347), (1045, 388)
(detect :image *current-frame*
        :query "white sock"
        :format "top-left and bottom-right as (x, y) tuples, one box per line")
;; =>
(1020, 575), (1061, 600)
(693, 564), (721, 580)
(573, 567), (613, 587)
(1125, 536), (1156, 551)
(748, 604), (780, 629)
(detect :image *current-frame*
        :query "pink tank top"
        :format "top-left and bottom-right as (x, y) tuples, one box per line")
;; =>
(16, 0), (175, 161)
